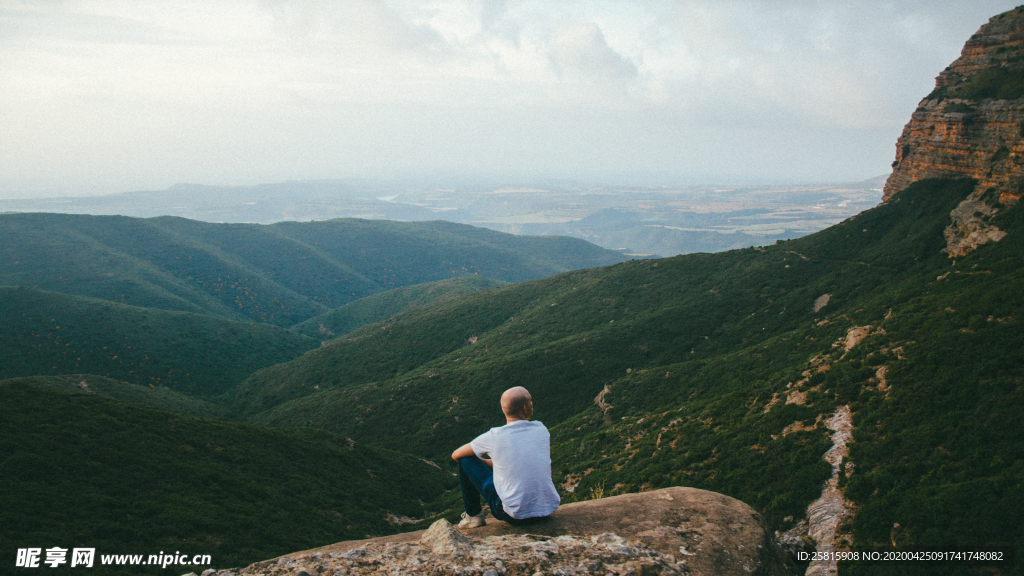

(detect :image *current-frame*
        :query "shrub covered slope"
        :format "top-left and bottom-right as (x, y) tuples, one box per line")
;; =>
(0, 383), (455, 575)
(0, 374), (227, 418)
(0, 286), (318, 395)
(0, 214), (627, 326)
(231, 178), (1022, 562)
(290, 275), (507, 340)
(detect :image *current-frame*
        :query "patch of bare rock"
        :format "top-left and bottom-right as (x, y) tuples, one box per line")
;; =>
(811, 294), (831, 313)
(198, 488), (795, 576)
(803, 407), (855, 576)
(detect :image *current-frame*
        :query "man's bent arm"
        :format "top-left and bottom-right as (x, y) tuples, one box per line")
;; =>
(452, 443), (493, 468)
(452, 443), (475, 461)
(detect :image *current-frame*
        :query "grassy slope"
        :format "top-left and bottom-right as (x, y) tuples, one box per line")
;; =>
(0, 286), (318, 395)
(0, 374), (226, 419)
(230, 179), (1022, 559)
(0, 383), (455, 575)
(290, 275), (507, 339)
(0, 214), (627, 326)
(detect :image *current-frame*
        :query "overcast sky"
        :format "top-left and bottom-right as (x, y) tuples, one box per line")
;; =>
(0, 0), (1019, 198)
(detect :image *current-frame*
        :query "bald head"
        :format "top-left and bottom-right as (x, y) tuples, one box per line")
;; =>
(500, 386), (533, 421)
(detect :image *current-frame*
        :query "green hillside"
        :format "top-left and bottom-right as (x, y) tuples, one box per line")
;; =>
(230, 178), (1022, 560)
(0, 383), (454, 575)
(0, 286), (318, 395)
(291, 275), (507, 339)
(233, 178), (981, 436)
(0, 374), (226, 418)
(0, 213), (628, 326)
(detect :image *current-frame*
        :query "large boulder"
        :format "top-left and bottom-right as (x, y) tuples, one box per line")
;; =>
(253, 487), (794, 576)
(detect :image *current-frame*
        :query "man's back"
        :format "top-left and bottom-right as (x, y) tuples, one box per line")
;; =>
(471, 420), (560, 519)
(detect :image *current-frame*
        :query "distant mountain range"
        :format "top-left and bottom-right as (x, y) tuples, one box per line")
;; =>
(0, 176), (884, 257)
(0, 214), (629, 326)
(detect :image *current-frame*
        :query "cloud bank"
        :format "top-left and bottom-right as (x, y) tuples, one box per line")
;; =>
(0, 0), (1019, 197)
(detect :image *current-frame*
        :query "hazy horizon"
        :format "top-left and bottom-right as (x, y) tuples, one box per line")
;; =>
(2, 1), (1019, 200)
(0, 170), (891, 202)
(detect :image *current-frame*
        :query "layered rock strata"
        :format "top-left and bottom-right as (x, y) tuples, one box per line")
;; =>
(883, 6), (1024, 254)
(218, 488), (794, 576)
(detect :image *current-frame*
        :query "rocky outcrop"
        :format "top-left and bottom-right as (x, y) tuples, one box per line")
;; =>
(236, 529), (686, 576)
(882, 6), (1024, 254)
(420, 518), (474, 556)
(943, 187), (1010, 255)
(883, 101), (1023, 203)
(223, 488), (795, 576)
(804, 407), (854, 576)
(768, 407), (855, 576)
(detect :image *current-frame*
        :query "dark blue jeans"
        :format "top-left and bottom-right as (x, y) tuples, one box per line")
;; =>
(457, 456), (544, 526)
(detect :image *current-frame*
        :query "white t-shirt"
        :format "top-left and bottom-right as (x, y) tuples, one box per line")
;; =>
(470, 419), (561, 519)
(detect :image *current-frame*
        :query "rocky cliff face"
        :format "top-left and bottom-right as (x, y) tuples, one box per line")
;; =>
(205, 488), (796, 576)
(883, 6), (1024, 255)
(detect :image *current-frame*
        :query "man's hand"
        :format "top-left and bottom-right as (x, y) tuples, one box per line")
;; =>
(451, 443), (475, 461)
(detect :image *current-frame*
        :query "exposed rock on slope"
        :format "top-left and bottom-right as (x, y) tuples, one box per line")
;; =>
(883, 6), (1024, 254)
(803, 407), (854, 576)
(235, 488), (794, 576)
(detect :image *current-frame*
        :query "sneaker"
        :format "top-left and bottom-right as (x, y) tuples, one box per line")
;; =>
(458, 512), (486, 528)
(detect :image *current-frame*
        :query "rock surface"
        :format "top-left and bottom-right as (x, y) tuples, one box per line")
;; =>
(420, 518), (473, 556)
(803, 407), (854, 576)
(882, 6), (1024, 254)
(223, 487), (794, 576)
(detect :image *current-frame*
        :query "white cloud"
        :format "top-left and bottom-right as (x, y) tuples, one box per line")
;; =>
(549, 23), (638, 81)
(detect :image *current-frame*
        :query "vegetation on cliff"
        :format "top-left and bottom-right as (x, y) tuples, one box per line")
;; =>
(0, 383), (455, 575)
(926, 6), (1024, 102)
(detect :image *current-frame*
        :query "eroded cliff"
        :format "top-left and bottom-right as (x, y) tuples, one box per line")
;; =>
(883, 6), (1024, 255)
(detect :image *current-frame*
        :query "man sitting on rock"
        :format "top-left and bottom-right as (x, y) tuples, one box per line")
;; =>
(451, 386), (561, 528)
